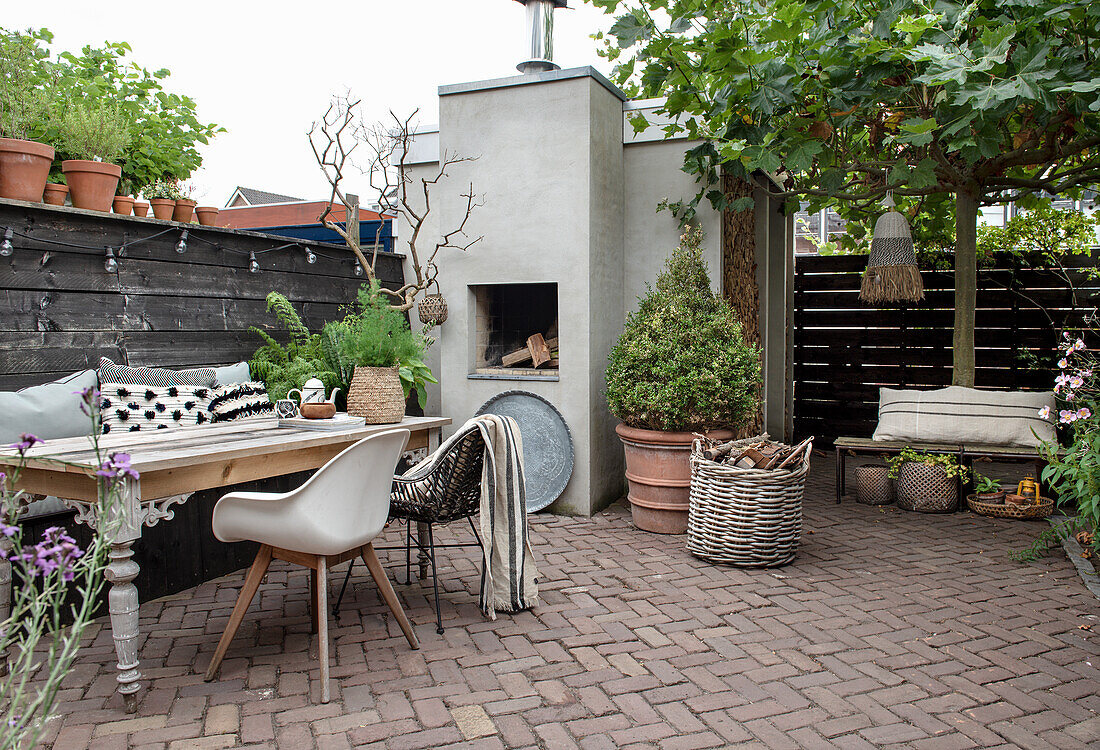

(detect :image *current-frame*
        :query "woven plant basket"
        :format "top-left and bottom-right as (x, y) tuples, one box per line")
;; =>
(895, 462), (957, 513)
(687, 437), (811, 567)
(346, 366), (405, 424)
(854, 465), (894, 505)
(418, 292), (448, 325)
(967, 495), (1054, 519)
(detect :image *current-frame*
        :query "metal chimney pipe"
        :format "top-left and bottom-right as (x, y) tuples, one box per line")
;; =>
(514, 0), (568, 75)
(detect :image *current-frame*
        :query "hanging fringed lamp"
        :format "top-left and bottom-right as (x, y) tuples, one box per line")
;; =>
(860, 192), (924, 304)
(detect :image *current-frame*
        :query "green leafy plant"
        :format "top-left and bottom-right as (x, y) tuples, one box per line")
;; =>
(340, 281), (436, 407)
(886, 448), (970, 482)
(143, 178), (181, 200)
(57, 100), (130, 162)
(0, 28), (52, 141)
(248, 292), (350, 403)
(978, 205), (1099, 270)
(606, 228), (761, 431)
(974, 473), (1002, 494)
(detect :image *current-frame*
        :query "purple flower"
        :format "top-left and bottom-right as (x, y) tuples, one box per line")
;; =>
(95, 453), (139, 482)
(0, 522), (17, 538)
(17, 527), (84, 581)
(76, 386), (101, 416)
(11, 433), (42, 456)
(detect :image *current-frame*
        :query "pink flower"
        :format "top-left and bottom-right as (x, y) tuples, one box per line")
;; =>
(1074, 338), (1086, 352)
(1070, 375), (1084, 389)
(1038, 405), (1051, 419)
(1059, 409), (1077, 424)
(1077, 407), (1092, 420)
(1058, 358), (1069, 369)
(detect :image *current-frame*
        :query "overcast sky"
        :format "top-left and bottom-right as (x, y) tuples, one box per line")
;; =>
(9, 1), (615, 207)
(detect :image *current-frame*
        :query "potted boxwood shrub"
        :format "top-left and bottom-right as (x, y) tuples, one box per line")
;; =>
(59, 101), (130, 211)
(606, 228), (761, 533)
(144, 178), (181, 220)
(339, 280), (434, 424)
(886, 448), (970, 513)
(0, 32), (54, 202)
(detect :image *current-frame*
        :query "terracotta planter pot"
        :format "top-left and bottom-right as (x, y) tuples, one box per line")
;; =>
(42, 183), (69, 206)
(61, 160), (122, 212)
(195, 206), (219, 226)
(0, 138), (55, 202)
(112, 195), (135, 215)
(616, 423), (734, 534)
(149, 198), (175, 220)
(172, 199), (196, 223)
(132, 200), (150, 217)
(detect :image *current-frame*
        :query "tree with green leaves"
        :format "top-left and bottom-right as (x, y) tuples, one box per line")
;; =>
(593, 0), (1100, 386)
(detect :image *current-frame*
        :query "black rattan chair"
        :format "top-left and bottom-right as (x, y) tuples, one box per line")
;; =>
(333, 424), (486, 633)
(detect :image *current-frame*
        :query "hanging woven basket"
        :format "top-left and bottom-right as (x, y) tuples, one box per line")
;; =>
(860, 193), (924, 304)
(418, 293), (448, 325)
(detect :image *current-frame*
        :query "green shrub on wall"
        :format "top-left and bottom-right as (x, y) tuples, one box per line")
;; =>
(606, 228), (761, 432)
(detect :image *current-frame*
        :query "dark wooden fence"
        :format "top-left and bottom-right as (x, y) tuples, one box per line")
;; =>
(0, 199), (404, 390)
(793, 253), (1100, 442)
(1, 198), (405, 605)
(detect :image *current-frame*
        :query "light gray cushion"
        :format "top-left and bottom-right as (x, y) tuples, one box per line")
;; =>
(0, 369), (99, 444)
(213, 361), (251, 386)
(872, 386), (1056, 448)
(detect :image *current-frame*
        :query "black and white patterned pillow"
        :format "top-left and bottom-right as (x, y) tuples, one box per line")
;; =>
(209, 382), (274, 423)
(98, 357), (216, 388)
(99, 383), (214, 434)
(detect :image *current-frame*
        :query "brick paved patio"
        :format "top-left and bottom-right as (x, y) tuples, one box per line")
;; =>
(41, 459), (1099, 749)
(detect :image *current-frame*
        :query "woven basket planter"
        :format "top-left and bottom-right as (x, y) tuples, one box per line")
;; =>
(967, 494), (1054, 519)
(346, 366), (405, 424)
(418, 293), (448, 325)
(687, 438), (811, 567)
(854, 465), (894, 505)
(895, 462), (957, 513)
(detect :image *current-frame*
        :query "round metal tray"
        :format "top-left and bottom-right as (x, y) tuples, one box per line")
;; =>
(476, 390), (574, 513)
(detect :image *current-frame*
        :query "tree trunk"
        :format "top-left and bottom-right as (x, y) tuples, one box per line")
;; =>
(721, 172), (763, 436)
(953, 189), (978, 387)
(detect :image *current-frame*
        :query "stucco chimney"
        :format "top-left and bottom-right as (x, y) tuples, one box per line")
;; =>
(514, 0), (568, 75)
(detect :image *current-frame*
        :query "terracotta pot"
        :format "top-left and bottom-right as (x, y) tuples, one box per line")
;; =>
(172, 198), (196, 223)
(132, 200), (150, 217)
(149, 198), (175, 220)
(976, 490), (1005, 504)
(616, 423), (734, 534)
(0, 138), (55, 202)
(112, 195), (135, 215)
(42, 182), (69, 206)
(299, 402), (337, 420)
(195, 206), (219, 226)
(61, 160), (122, 211)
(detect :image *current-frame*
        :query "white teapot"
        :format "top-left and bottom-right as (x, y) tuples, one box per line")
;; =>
(287, 378), (341, 406)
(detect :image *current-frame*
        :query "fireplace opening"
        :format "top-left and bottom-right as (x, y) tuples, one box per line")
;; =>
(472, 283), (558, 376)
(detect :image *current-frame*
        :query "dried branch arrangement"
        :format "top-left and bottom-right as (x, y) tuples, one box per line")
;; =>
(308, 93), (483, 311)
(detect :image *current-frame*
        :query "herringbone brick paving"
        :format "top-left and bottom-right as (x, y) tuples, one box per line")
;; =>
(39, 459), (1099, 749)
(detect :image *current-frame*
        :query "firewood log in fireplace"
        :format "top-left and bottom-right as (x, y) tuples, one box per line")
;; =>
(501, 335), (559, 367)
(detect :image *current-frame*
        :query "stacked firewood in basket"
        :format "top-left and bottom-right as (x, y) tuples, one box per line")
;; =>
(697, 435), (814, 470)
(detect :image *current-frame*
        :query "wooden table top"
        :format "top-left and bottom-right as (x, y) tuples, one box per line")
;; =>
(5, 415), (452, 476)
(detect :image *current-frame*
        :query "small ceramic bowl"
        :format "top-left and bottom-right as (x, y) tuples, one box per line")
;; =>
(299, 402), (336, 420)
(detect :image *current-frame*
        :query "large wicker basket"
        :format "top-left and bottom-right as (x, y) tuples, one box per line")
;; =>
(895, 462), (957, 513)
(855, 465), (894, 505)
(346, 366), (405, 424)
(687, 437), (811, 567)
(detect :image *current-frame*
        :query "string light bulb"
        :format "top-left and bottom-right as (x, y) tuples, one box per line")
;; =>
(176, 229), (188, 254)
(305, 246), (317, 264)
(354, 262), (363, 277)
(0, 228), (13, 257)
(104, 247), (118, 273)
(249, 251), (260, 274)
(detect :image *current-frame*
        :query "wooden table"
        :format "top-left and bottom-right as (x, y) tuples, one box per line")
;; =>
(3, 415), (450, 711)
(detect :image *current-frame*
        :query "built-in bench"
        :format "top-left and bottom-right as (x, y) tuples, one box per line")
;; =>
(834, 437), (1049, 505)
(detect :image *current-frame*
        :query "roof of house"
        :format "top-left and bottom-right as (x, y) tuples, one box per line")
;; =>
(226, 186), (304, 207)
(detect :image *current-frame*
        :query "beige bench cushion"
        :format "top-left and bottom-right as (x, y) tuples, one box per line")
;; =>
(871, 386), (1055, 448)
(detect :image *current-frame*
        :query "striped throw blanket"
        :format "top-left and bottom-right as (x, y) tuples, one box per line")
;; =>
(416, 414), (539, 617)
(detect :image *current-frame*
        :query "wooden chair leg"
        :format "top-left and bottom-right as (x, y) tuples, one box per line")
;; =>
(361, 543), (420, 650)
(316, 556), (330, 703)
(309, 569), (319, 634)
(204, 544), (272, 681)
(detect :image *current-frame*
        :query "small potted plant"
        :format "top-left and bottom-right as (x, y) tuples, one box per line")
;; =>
(972, 473), (1005, 504)
(173, 182), (197, 223)
(0, 32), (54, 203)
(133, 197), (150, 217)
(58, 101), (131, 211)
(339, 281), (432, 424)
(113, 178), (135, 215)
(144, 178), (181, 220)
(887, 448), (969, 513)
(606, 228), (762, 533)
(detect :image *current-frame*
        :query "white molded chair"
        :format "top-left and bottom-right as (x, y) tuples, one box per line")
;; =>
(202, 429), (419, 703)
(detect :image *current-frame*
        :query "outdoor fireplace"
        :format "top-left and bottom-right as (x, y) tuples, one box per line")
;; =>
(472, 282), (558, 375)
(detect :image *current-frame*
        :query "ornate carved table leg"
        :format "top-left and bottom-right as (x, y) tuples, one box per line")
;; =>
(101, 477), (145, 713)
(0, 552), (10, 678)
